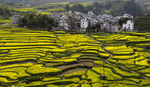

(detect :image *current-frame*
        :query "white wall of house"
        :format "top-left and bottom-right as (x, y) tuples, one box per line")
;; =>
(12, 15), (20, 24)
(111, 25), (119, 32)
(123, 14), (134, 19)
(88, 11), (95, 17)
(122, 20), (134, 31)
(59, 20), (69, 30)
(80, 18), (88, 29)
(101, 22), (111, 32)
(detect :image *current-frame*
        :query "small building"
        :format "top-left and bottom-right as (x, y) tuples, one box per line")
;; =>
(122, 20), (134, 31)
(12, 15), (20, 24)
(111, 24), (120, 32)
(101, 22), (111, 32)
(59, 14), (69, 20)
(58, 20), (69, 30)
(123, 13), (134, 19)
(80, 18), (88, 32)
(88, 11), (96, 18)
(50, 12), (60, 20)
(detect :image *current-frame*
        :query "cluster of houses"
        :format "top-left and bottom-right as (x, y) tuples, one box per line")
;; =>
(12, 11), (134, 32)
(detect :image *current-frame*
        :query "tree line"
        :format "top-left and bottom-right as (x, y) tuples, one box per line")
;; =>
(0, 6), (11, 18)
(19, 13), (58, 31)
(135, 14), (150, 32)
(66, 0), (143, 16)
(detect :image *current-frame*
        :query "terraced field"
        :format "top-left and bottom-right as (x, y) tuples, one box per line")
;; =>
(0, 28), (150, 87)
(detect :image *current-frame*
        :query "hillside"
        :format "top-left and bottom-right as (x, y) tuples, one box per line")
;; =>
(0, 26), (150, 87)
(0, 0), (23, 3)
(0, 0), (149, 4)
(0, 0), (99, 3)
(135, 15), (150, 32)
(135, 0), (150, 3)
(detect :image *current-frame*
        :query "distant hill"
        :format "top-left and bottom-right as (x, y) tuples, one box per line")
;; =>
(0, 0), (99, 3)
(135, 0), (150, 3)
(1, 0), (150, 4)
(2, 0), (149, 4)
(135, 15), (150, 32)
(0, 0), (24, 3)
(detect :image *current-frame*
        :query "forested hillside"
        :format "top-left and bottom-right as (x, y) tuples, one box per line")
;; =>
(135, 15), (150, 32)
(67, 0), (143, 16)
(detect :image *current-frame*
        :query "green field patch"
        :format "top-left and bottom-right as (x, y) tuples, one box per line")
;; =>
(129, 46), (144, 51)
(0, 46), (58, 50)
(14, 7), (36, 12)
(39, 58), (77, 63)
(46, 84), (58, 87)
(87, 70), (100, 83)
(112, 52), (139, 60)
(93, 67), (122, 80)
(138, 52), (150, 58)
(0, 67), (30, 78)
(0, 72), (18, 79)
(0, 77), (16, 83)
(136, 43), (150, 47)
(54, 31), (66, 34)
(0, 63), (33, 70)
(43, 77), (60, 82)
(0, 17), (12, 24)
(109, 83), (137, 87)
(64, 84), (79, 87)
(0, 58), (37, 64)
(112, 67), (139, 77)
(48, 77), (80, 84)
(138, 67), (150, 74)
(21, 78), (80, 87)
(81, 84), (91, 87)
(4, 43), (57, 46)
(27, 64), (61, 75)
(81, 50), (109, 58)
(141, 79), (150, 87)
(48, 48), (67, 53)
(109, 55), (148, 66)
(64, 71), (85, 78)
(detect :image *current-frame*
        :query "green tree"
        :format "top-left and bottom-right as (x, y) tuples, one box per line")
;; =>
(122, 0), (142, 16)
(135, 15), (150, 32)
(0, 6), (11, 19)
(19, 13), (58, 31)
(118, 18), (130, 26)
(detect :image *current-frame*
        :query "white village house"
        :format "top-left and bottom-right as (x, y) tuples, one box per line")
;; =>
(122, 20), (134, 31)
(58, 20), (69, 30)
(88, 11), (96, 18)
(11, 11), (135, 32)
(123, 13), (134, 19)
(58, 14), (69, 30)
(12, 15), (20, 24)
(80, 18), (88, 32)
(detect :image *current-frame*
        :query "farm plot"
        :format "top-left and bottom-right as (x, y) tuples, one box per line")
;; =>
(92, 32), (150, 87)
(0, 28), (109, 87)
(0, 28), (150, 87)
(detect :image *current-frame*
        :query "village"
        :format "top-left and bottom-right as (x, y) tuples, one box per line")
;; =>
(12, 11), (134, 33)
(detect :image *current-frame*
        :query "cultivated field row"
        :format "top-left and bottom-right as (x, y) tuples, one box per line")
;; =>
(0, 28), (150, 87)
